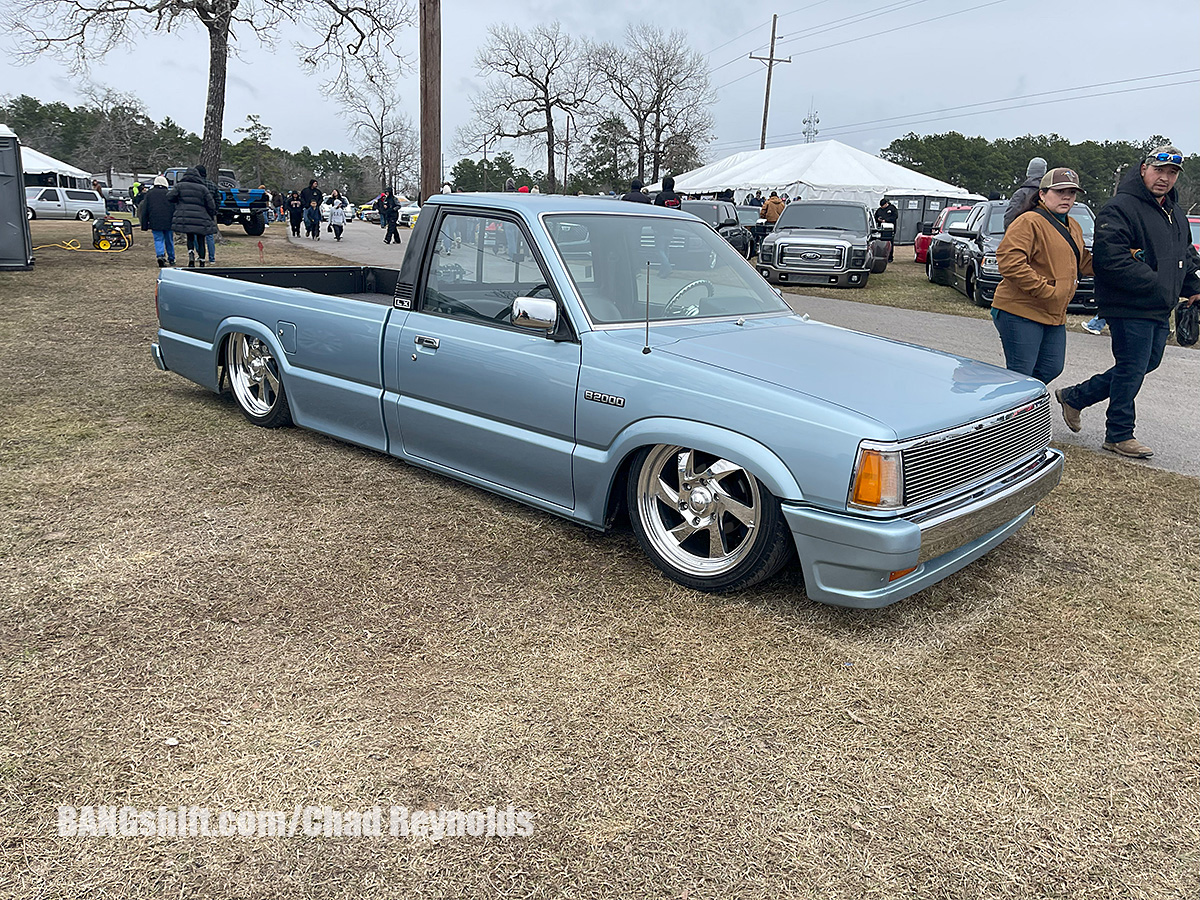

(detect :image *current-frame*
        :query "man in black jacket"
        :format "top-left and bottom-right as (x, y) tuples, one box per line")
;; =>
(1055, 146), (1200, 459)
(874, 198), (899, 261)
(621, 178), (651, 203)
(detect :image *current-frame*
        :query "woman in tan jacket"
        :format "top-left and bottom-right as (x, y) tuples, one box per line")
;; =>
(992, 167), (1094, 384)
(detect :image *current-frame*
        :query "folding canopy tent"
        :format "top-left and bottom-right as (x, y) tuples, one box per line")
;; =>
(21, 146), (92, 188)
(651, 140), (984, 242)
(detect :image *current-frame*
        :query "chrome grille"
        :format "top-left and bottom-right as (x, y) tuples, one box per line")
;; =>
(902, 395), (1053, 507)
(779, 243), (845, 270)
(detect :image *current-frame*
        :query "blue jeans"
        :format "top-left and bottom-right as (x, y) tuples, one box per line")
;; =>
(205, 233), (216, 263)
(1060, 317), (1168, 443)
(992, 308), (1066, 384)
(151, 229), (175, 262)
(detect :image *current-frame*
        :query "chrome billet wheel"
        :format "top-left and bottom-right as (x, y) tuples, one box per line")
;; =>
(627, 444), (792, 591)
(226, 332), (292, 428)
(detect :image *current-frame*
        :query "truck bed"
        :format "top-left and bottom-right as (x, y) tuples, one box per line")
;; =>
(197, 265), (401, 305)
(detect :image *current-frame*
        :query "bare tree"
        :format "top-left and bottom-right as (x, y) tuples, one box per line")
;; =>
(13, 0), (413, 174)
(590, 24), (715, 182)
(472, 22), (597, 193)
(332, 67), (419, 196)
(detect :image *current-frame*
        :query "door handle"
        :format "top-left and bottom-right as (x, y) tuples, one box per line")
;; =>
(414, 335), (439, 349)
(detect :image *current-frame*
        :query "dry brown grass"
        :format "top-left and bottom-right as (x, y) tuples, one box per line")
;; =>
(1, 219), (1197, 899)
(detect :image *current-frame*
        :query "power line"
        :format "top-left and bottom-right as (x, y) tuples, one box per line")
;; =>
(704, 75), (1199, 154)
(775, 0), (937, 46)
(714, 0), (1011, 91)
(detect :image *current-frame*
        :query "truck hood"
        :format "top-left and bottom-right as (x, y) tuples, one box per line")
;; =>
(652, 317), (1041, 439)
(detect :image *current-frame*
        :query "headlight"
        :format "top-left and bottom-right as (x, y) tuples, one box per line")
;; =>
(981, 254), (999, 274)
(849, 444), (903, 510)
(759, 243), (774, 264)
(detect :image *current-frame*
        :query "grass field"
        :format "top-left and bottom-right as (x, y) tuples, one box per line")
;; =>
(1, 220), (1197, 899)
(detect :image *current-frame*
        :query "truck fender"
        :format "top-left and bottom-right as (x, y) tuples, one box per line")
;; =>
(579, 417), (805, 527)
(213, 317), (294, 385)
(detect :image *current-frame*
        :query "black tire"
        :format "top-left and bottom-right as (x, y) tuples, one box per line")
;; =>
(243, 213), (266, 236)
(967, 270), (989, 307)
(77, 209), (93, 220)
(27, 207), (35, 220)
(926, 259), (935, 283)
(225, 332), (293, 428)
(626, 444), (793, 592)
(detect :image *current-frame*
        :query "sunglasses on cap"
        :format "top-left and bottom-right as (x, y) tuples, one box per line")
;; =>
(1148, 152), (1184, 165)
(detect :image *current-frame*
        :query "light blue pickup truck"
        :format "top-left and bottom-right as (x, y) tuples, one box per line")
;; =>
(151, 194), (1062, 608)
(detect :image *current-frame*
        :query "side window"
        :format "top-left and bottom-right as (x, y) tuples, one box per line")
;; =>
(38, 189), (59, 202)
(66, 190), (98, 201)
(421, 212), (550, 326)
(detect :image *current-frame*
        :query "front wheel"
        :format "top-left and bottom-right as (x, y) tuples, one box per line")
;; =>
(243, 213), (266, 236)
(77, 209), (93, 220)
(226, 332), (293, 428)
(926, 260), (935, 283)
(627, 445), (793, 592)
(27, 207), (35, 220)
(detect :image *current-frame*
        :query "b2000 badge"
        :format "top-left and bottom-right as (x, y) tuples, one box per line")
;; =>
(584, 390), (625, 408)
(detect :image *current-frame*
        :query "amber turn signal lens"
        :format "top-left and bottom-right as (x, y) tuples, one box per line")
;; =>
(850, 448), (901, 508)
(888, 567), (917, 582)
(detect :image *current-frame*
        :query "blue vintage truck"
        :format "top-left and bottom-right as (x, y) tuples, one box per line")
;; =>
(150, 194), (1063, 608)
(163, 167), (269, 235)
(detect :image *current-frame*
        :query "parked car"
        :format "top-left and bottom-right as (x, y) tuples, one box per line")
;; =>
(681, 199), (754, 258)
(735, 205), (772, 256)
(756, 200), (886, 288)
(25, 186), (107, 221)
(927, 199), (1097, 311)
(399, 201), (421, 227)
(358, 202), (379, 223)
(150, 195), (1063, 608)
(914, 205), (972, 264)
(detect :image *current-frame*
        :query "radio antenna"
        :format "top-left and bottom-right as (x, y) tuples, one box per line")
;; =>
(642, 261), (652, 354)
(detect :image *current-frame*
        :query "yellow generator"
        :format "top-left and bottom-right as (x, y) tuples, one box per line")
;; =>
(92, 217), (133, 251)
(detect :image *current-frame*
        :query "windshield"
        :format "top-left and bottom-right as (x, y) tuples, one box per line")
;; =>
(682, 202), (725, 226)
(545, 213), (791, 325)
(1068, 205), (1095, 240)
(736, 207), (760, 226)
(942, 209), (971, 231)
(986, 207), (1009, 234)
(775, 203), (868, 234)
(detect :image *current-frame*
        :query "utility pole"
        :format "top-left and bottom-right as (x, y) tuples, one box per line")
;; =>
(750, 15), (791, 151)
(419, 0), (441, 203)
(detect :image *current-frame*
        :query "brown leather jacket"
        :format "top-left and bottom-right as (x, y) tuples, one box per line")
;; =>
(762, 196), (785, 223)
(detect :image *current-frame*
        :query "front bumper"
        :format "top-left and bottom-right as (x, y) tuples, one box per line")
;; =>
(781, 448), (1063, 608)
(757, 264), (870, 288)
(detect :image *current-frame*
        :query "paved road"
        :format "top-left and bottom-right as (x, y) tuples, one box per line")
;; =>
(284, 219), (1199, 478)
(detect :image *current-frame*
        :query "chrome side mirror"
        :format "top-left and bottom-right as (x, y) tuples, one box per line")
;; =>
(511, 296), (558, 333)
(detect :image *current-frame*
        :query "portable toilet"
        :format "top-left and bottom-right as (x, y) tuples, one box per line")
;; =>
(0, 124), (34, 270)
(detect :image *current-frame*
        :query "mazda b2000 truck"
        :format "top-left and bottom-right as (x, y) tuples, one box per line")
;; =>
(151, 194), (1062, 608)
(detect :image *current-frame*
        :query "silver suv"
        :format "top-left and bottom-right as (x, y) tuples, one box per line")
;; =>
(26, 186), (107, 220)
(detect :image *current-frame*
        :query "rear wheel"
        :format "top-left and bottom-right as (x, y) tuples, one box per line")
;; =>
(627, 444), (793, 592)
(77, 209), (93, 220)
(226, 332), (293, 428)
(27, 207), (35, 220)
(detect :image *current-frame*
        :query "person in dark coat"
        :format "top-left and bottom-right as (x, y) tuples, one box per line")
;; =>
(1004, 157), (1047, 230)
(874, 198), (899, 261)
(303, 200), (322, 240)
(287, 191), (304, 237)
(167, 167), (217, 267)
(195, 164), (222, 265)
(1055, 146), (1200, 459)
(139, 175), (176, 266)
(653, 175), (682, 209)
(300, 179), (323, 209)
(621, 178), (651, 203)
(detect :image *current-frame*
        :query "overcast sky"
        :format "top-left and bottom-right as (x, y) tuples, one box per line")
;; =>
(3, 0), (1197, 178)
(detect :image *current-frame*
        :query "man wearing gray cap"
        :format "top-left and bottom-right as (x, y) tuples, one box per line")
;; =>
(1055, 146), (1200, 459)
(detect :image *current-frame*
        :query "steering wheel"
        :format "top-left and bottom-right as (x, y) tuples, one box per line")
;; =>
(663, 279), (715, 316)
(493, 283), (552, 322)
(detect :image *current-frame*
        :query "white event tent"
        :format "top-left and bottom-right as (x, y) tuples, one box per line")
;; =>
(21, 146), (92, 188)
(653, 140), (984, 241)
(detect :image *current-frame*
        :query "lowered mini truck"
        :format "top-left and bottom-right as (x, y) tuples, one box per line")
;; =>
(151, 194), (1062, 608)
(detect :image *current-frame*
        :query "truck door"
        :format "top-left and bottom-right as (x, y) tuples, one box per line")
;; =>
(390, 209), (581, 510)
